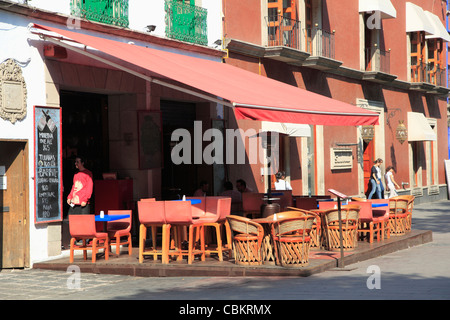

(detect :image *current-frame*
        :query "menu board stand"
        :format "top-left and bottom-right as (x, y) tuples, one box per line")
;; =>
(34, 106), (62, 224)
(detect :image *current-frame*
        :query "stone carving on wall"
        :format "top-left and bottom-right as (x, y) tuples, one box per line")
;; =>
(0, 59), (27, 124)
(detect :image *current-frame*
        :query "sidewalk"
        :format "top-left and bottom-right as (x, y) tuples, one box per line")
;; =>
(0, 199), (449, 300)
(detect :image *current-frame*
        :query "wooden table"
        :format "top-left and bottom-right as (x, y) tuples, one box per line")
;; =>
(252, 217), (278, 264)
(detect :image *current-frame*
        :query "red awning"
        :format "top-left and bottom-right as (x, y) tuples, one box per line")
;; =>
(31, 24), (378, 126)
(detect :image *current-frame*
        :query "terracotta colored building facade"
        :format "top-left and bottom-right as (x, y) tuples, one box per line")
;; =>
(222, 0), (449, 203)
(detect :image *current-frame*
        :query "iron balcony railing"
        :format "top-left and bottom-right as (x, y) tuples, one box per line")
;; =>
(365, 47), (390, 74)
(411, 62), (446, 86)
(164, 0), (208, 46)
(70, 0), (129, 28)
(304, 27), (335, 59)
(265, 14), (301, 50)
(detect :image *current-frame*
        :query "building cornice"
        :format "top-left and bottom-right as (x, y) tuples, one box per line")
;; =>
(226, 38), (449, 97)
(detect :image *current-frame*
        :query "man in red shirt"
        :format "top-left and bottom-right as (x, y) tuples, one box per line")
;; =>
(67, 156), (93, 215)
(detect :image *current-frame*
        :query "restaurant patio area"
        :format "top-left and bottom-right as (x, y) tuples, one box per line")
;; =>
(33, 228), (431, 278)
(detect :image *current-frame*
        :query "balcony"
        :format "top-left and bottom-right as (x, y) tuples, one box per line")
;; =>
(301, 27), (342, 71)
(164, 0), (208, 46)
(410, 62), (448, 93)
(263, 14), (308, 65)
(70, 0), (129, 28)
(362, 47), (396, 84)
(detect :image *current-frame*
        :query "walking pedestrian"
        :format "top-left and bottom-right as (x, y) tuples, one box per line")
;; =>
(368, 158), (383, 199)
(385, 166), (400, 198)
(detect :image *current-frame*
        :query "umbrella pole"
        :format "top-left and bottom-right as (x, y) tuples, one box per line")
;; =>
(337, 197), (345, 268)
(327, 189), (356, 271)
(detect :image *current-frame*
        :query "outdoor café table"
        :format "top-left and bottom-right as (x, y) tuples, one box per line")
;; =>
(371, 203), (388, 208)
(95, 213), (130, 232)
(252, 216), (278, 264)
(173, 199), (202, 205)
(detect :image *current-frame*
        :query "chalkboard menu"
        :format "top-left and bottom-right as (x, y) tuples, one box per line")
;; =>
(34, 106), (62, 224)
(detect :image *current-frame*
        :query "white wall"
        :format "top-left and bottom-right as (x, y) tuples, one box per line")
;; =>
(0, 11), (50, 264)
(26, 0), (72, 15)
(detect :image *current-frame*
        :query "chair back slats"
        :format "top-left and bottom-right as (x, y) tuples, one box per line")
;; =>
(274, 216), (314, 236)
(187, 197), (207, 217)
(164, 200), (192, 224)
(389, 197), (408, 213)
(69, 215), (97, 237)
(138, 200), (166, 224)
(324, 207), (360, 224)
(227, 215), (262, 235)
(217, 197), (232, 220)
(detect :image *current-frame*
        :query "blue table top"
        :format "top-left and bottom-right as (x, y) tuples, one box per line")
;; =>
(173, 199), (202, 204)
(371, 203), (388, 208)
(95, 214), (130, 222)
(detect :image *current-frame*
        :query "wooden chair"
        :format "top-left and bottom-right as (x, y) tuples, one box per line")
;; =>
(226, 215), (264, 265)
(107, 210), (132, 256)
(286, 207), (322, 249)
(242, 192), (264, 218)
(139, 198), (158, 255)
(354, 201), (382, 243)
(388, 196), (409, 236)
(271, 215), (315, 267)
(164, 201), (205, 264)
(188, 196), (232, 261)
(369, 199), (391, 240)
(395, 195), (415, 231)
(137, 200), (168, 263)
(204, 197), (233, 262)
(69, 215), (109, 263)
(323, 206), (360, 251)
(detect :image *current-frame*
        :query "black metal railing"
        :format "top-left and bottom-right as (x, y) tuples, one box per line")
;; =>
(365, 47), (390, 74)
(411, 62), (446, 86)
(265, 15), (301, 50)
(304, 27), (335, 59)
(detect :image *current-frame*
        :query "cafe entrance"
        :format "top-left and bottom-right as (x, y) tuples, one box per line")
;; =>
(0, 140), (29, 268)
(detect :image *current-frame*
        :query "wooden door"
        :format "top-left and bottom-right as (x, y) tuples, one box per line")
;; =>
(305, 0), (313, 53)
(410, 31), (425, 82)
(268, 0), (298, 48)
(0, 141), (29, 268)
(363, 140), (374, 196)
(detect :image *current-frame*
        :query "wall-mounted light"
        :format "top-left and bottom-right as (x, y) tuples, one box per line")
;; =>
(361, 125), (375, 143)
(146, 25), (156, 33)
(395, 120), (407, 144)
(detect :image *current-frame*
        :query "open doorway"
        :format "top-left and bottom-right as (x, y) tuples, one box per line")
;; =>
(160, 100), (198, 199)
(60, 90), (109, 247)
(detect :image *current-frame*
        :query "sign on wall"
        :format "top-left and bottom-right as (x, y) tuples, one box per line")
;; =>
(330, 147), (353, 170)
(34, 106), (62, 224)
